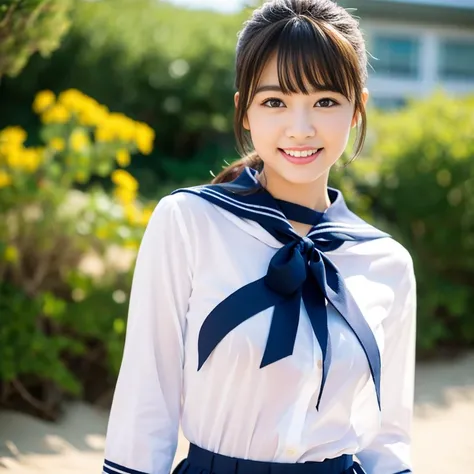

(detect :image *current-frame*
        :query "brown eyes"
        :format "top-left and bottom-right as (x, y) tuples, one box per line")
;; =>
(261, 97), (339, 108)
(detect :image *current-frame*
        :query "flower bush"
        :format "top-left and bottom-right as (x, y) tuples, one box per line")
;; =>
(0, 89), (156, 419)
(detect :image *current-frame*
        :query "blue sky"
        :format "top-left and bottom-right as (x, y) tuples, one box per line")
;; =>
(169, 0), (247, 12)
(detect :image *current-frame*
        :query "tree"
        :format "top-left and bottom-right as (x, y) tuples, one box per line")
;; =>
(0, 0), (72, 80)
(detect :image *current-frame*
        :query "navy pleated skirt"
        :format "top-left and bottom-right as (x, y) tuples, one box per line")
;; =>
(172, 444), (366, 474)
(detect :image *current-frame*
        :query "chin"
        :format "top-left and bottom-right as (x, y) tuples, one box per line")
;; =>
(271, 161), (332, 186)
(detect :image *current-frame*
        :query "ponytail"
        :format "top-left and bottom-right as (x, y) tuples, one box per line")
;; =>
(211, 152), (263, 184)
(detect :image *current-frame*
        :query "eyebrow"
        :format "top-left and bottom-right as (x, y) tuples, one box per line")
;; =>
(254, 85), (283, 94)
(254, 84), (337, 95)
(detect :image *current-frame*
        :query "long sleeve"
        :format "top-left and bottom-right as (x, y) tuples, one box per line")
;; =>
(103, 195), (193, 474)
(357, 254), (417, 474)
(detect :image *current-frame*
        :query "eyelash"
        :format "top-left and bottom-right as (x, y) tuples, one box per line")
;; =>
(261, 97), (339, 108)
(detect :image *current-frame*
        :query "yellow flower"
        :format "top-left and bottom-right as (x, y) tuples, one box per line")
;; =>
(140, 205), (155, 226)
(0, 170), (12, 188)
(21, 148), (43, 173)
(4, 147), (43, 173)
(112, 114), (136, 142)
(0, 126), (27, 146)
(41, 104), (71, 124)
(134, 122), (155, 155)
(49, 137), (65, 151)
(33, 90), (56, 114)
(116, 149), (131, 167)
(69, 129), (90, 151)
(4, 245), (19, 263)
(58, 89), (87, 111)
(79, 103), (109, 127)
(123, 240), (139, 250)
(58, 89), (109, 126)
(114, 187), (136, 205)
(95, 126), (114, 142)
(123, 203), (140, 224)
(111, 169), (138, 192)
(5, 148), (23, 168)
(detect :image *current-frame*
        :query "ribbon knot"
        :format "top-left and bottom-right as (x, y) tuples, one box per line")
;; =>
(299, 236), (314, 254)
(264, 240), (309, 296)
(172, 167), (387, 411)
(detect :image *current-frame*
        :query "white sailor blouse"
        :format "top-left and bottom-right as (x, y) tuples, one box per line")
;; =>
(103, 167), (417, 474)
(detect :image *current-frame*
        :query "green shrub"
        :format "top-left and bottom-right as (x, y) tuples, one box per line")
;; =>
(0, 0), (246, 186)
(0, 0), (72, 79)
(350, 91), (474, 354)
(0, 89), (155, 419)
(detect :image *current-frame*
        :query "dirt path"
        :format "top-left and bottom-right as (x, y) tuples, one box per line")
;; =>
(1, 352), (473, 474)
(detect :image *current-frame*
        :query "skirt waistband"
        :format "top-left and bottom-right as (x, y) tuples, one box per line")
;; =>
(183, 443), (355, 474)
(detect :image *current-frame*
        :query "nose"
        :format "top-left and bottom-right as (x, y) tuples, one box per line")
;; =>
(285, 109), (316, 139)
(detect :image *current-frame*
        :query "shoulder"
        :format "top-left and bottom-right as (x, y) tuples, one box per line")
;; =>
(148, 185), (225, 242)
(151, 185), (214, 220)
(370, 236), (413, 271)
(341, 235), (415, 286)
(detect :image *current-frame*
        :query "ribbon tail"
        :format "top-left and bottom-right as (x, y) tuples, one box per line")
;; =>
(260, 290), (301, 368)
(198, 277), (285, 370)
(351, 462), (368, 474)
(321, 255), (382, 410)
(302, 277), (331, 410)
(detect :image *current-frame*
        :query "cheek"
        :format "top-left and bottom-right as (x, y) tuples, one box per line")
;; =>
(323, 113), (354, 146)
(248, 111), (278, 145)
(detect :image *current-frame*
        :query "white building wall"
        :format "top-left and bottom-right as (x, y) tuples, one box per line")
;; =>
(374, 0), (474, 8)
(361, 19), (474, 106)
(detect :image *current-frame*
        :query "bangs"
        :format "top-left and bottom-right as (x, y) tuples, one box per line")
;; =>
(247, 16), (361, 104)
(234, 4), (368, 161)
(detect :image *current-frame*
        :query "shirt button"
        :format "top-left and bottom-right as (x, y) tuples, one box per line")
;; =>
(317, 359), (323, 369)
(286, 448), (298, 456)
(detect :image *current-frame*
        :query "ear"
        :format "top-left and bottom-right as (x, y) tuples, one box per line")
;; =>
(351, 88), (369, 128)
(235, 91), (250, 131)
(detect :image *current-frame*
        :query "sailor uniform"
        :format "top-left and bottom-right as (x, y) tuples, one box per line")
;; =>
(102, 167), (416, 474)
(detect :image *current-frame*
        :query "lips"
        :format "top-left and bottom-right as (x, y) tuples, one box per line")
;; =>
(278, 147), (323, 165)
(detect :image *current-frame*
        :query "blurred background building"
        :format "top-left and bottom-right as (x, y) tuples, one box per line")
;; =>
(344, 0), (474, 109)
(172, 0), (474, 109)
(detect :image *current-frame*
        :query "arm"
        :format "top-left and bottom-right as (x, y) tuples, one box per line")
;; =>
(357, 255), (417, 474)
(103, 195), (193, 474)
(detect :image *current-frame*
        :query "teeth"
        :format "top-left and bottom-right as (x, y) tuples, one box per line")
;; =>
(283, 149), (319, 157)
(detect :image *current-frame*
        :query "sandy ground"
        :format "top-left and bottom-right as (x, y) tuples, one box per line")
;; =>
(1, 352), (473, 474)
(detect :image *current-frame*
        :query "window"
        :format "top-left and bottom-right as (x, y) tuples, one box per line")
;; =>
(371, 35), (420, 78)
(371, 96), (407, 110)
(439, 39), (474, 80)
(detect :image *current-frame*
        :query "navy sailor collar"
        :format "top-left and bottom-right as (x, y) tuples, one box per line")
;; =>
(171, 166), (390, 411)
(179, 166), (386, 244)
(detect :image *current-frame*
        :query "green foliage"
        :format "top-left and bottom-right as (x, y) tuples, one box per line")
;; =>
(0, 284), (82, 393)
(0, 89), (154, 418)
(0, 0), (247, 185)
(349, 91), (474, 353)
(0, 0), (72, 79)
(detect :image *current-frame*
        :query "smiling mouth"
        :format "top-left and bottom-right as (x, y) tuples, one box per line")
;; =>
(278, 147), (324, 165)
(278, 148), (324, 158)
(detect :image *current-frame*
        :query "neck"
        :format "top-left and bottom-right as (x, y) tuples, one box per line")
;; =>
(258, 167), (331, 212)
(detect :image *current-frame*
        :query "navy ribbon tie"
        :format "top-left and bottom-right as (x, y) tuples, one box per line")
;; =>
(171, 167), (390, 411)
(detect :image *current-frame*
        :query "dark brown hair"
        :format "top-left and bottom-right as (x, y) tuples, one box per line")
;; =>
(212, 0), (368, 184)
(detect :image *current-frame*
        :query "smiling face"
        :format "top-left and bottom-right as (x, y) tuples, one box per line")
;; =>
(238, 53), (368, 187)
(233, 13), (370, 197)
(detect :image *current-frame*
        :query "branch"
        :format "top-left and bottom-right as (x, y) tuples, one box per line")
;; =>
(0, 2), (18, 29)
(11, 378), (54, 417)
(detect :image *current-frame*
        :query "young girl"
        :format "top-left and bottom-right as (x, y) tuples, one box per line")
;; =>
(102, 1), (416, 473)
